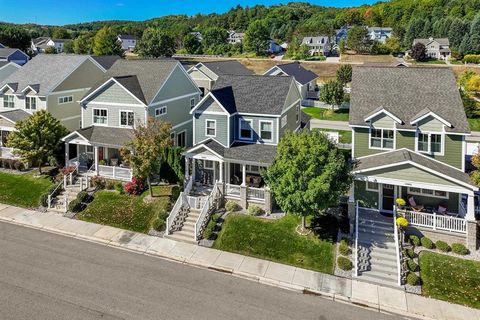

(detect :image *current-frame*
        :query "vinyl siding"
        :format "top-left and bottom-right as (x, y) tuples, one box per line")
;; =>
(82, 103), (145, 128)
(353, 127), (384, 158)
(0, 89), (47, 114)
(396, 130), (415, 150)
(354, 180), (379, 208)
(195, 96), (224, 113)
(151, 64), (199, 104)
(188, 69), (213, 91)
(171, 120), (193, 147)
(426, 134), (463, 169)
(53, 59), (105, 93)
(418, 115), (443, 132)
(197, 65), (218, 81)
(371, 113), (395, 129)
(194, 113), (229, 146)
(48, 88), (89, 131)
(85, 81), (141, 105)
(233, 115), (278, 144)
(279, 81), (301, 138)
(148, 95), (199, 128)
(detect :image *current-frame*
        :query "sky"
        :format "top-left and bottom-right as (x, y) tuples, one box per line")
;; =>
(0, 0), (376, 25)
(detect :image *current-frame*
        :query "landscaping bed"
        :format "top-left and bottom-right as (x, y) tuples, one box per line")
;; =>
(301, 108), (349, 122)
(0, 170), (53, 208)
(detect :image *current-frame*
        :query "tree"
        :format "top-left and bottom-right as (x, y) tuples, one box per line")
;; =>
(183, 33), (202, 54)
(125, 117), (173, 197)
(346, 26), (372, 54)
(384, 36), (402, 54)
(93, 26), (123, 56)
(74, 33), (95, 54)
(52, 27), (70, 39)
(410, 42), (427, 61)
(136, 27), (176, 58)
(0, 26), (30, 51)
(336, 64), (352, 85)
(202, 27), (228, 51)
(263, 130), (352, 230)
(63, 40), (74, 53)
(7, 110), (68, 174)
(243, 20), (270, 55)
(320, 80), (344, 108)
(44, 46), (57, 54)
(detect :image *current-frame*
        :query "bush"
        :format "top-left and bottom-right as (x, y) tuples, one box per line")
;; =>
(151, 217), (165, 231)
(225, 200), (239, 212)
(77, 191), (89, 203)
(403, 248), (415, 259)
(115, 182), (124, 194)
(91, 176), (106, 189)
(68, 199), (81, 212)
(463, 54), (480, 64)
(124, 177), (145, 195)
(337, 256), (353, 271)
(395, 198), (406, 207)
(406, 272), (421, 286)
(106, 179), (115, 190)
(421, 237), (434, 249)
(396, 217), (409, 229)
(435, 240), (451, 252)
(203, 213), (220, 240)
(451, 243), (469, 255)
(339, 239), (351, 256)
(248, 204), (264, 216)
(39, 184), (62, 207)
(406, 259), (419, 272)
(409, 235), (421, 247)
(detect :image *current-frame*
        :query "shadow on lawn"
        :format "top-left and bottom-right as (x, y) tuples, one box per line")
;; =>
(310, 205), (349, 243)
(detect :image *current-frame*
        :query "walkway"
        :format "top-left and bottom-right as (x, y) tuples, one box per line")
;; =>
(309, 119), (350, 131)
(0, 204), (478, 320)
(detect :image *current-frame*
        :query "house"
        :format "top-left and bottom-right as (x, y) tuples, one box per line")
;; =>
(0, 48), (29, 66)
(0, 109), (30, 159)
(302, 36), (331, 56)
(117, 35), (137, 51)
(349, 66), (478, 253)
(263, 61), (319, 100)
(334, 26), (349, 45)
(412, 38), (451, 60)
(367, 27), (392, 44)
(267, 40), (283, 54)
(0, 61), (20, 83)
(91, 55), (121, 70)
(228, 31), (245, 44)
(0, 54), (107, 132)
(190, 32), (203, 42)
(62, 59), (201, 181)
(31, 37), (69, 53)
(187, 60), (254, 96)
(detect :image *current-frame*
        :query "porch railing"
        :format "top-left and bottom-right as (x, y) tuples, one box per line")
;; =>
(247, 186), (265, 201)
(97, 165), (133, 181)
(166, 191), (185, 235)
(0, 147), (17, 159)
(354, 201), (359, 277)
(194, 181), (221, 241)
(393, 205), (402, 286)
(187, 196), (204, 210)
(401, 210), (467, 234)
(184, 175), (193, 195)
(225, 183), (241, 197)
(67, 157), (79, 167)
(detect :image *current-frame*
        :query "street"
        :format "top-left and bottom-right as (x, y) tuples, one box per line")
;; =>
(0, 222), (407, 320)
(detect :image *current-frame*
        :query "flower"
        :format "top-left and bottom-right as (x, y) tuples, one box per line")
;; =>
(396, 216), (409, 229)
(395, 198), (406, 207)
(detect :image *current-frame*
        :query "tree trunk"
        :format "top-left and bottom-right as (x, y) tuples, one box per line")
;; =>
(147, 176), (153, 197)
(301, 215), (306, 231)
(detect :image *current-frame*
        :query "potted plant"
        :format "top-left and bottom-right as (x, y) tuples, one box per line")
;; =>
(396, 216), (409, 244)
(395, 198), (406, 210)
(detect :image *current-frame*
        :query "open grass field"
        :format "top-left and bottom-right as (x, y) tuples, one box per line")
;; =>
(0, 170), (53, 208)
(340, 54), (396, 64)
(302, 107), (349, 121)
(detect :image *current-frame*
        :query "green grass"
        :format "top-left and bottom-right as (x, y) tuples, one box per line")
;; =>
(419, 251), (480, 309)
(301, 108), (349, 122)
(0, 170), (53, 208)
(316, 129), (352, 144)
(468, 118), (480, 131)
(213, 214), (337, 273)
(77, 185), (177, 233)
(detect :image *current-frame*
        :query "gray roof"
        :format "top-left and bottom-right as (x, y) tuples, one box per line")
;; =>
(201, 60), (253, 76)
(354, 149), (475, 187)
(414, 38), (450, 46)
(0, 109), (30, 123)
(32, 37), (50, 45)
(211, 75), (294, 115)
(349, 66), (469, 133)
(303, 36), (329, 44)
(367, 27), (393, 32)
(0, 48), (27, 59)
(85, 59), (178, 105)
(91, 55), (121, 70)
(200, 139), (277, 164)
(0, 54), (93, 96)
(75, 126), (133, 147)
(0, 61), (11, 68)
(274, 62), (318, 85)
(118, 35), (136, 40)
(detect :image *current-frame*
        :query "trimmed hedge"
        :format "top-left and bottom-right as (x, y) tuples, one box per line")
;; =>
(337, 256), (353, 271)
(406, 272), (421, 286)
(451, 243), (469, 255)
(407, 259), (419, 272)
(339, 239), (351, 256)
(421, 237), (434, 249)
(435, 240), (451, 252)
(409, 235), (421, 247)
(68, 199), (81, 212)
(463, 54), (480, 64)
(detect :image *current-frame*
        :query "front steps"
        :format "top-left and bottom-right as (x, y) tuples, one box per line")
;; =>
(165, 209), (200, 244)
(48, 177), (83, 214)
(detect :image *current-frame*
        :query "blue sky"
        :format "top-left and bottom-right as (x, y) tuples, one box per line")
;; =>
(1, 0), (376, 25)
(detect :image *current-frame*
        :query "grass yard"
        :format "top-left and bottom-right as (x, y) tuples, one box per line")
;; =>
(468, 118), (480, 131)
(77, 185), (177, 233)
(0, 170), (53, 208)
(302, 107), (349, 122)
(316, 129), (352, 144)
(419, 251), (480, 309)
(340, 54), (396, 64)
(213, 214), (337, 273)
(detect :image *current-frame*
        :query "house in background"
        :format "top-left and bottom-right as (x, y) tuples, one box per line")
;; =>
(263, 61), (318, 101)
(190, 32), (203, 42)
(0, 48), (29, 66)
(302, 36), (331, 56)
(62, 59), (201, 181)
(117, 35), (137, 51)
(228, 31), (245, 44)
(31, 37), (69, 53)
(267, 40), (283, 54)
(334, 26), (349, 45)
(367, 27), (392, 44)
(0, 61), (21, 83)
(412, 38), (451, 60)
(187, 60), (254, 96)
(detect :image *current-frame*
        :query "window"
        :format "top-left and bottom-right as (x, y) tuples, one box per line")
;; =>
(366, 181), (379, 191)
(281, 115), (287, 127)
(206, 119), (216, 137)
(58, 96), (73, 104)
(408, 187), (448, 199)
(86, 145), (94, 154)
(370, 128), (394, 150)
(260, 121), (273, 141)
(204, 160), (214, 169)
(239, 119), (253, 140)
(417, 132), (443, 154)
(93, 109), (108, 125)
(417, 133), (429, 152)
(246, 165), (267, 173)
(176, 131), (186, 147)
(3, 95), (14, 108)
(120, 110), (134, 127)
(25, 96), (37, 110)
(155, 106), (167, 117)
(190, 98), (196, 109)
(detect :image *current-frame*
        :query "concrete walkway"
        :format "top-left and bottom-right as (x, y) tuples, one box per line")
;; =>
(0, 204), (478, 320)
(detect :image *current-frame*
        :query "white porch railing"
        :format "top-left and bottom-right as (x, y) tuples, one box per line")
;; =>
(225, 184), (241, 197)
(0, 147), (17, 159)
(393, 205), (402, 286)
(354, 201), (359, 277)
(194, 181), (221, 241)
(95, 165), (133, 181)
(166, 192), (185, 235)
(184, 175), (193, 195)
(247, 186), (265, 201)
(187, 196), (204, 210)
(67, 157), (79, 167)
(401, 210), (467, 234)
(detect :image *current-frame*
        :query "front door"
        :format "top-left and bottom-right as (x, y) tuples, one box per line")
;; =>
(382, 184), (394, 212)
(99, 147), (105, 161)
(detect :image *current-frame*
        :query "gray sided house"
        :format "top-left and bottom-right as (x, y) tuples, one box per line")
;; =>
(302, 36), (331, 56)
(350, 66), (478, 251)
(367, 27), (392, 44)
(0, 48), (29, 66)
(412, 38), (451, 60)
(63, 59), (201, 181)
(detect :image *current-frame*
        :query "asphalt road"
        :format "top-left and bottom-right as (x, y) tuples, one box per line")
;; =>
(0, 222), (408, 320)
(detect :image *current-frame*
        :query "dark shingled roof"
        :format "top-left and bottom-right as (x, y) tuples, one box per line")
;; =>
(91, 55), (121, 70)
(354, 149), (475, 187)
(273, 62), (318, 85)
(198, 139), (277, 164)
(350, 66), (469, 134)
(201, 60), (254, 76)
(0, 109), (30, 123)
(211, 75), (294, 115)
(75, 126), (133, 147)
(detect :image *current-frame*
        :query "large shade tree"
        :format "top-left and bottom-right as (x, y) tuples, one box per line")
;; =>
(320, 80), (344, 108)
(244, 20), (270, 55)
(136, 27), (176, 58)
(263, 130), (352, 231)
(93, 26), (124, 56)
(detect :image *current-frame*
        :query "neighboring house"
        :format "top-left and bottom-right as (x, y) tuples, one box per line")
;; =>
(117, 35), (137, 51)
(349, 66), (478, 252)
(0, 61), (20, 83)
(263, 61), (319, 100)
(334, 26), (349, 45)
(0, 54), (107, 132)
(187, 60), (254, 96)
(31, 37), (68, 53)
(190, 32), (203, 42)
(412, 38), (451, 60)
(91, 55), (121, 70)
(228, 31), (245, 44)
(62, 59), (201, 181)
(302, 36), (331, 56)
(0, 109), (30, 159)
(367, 27), (392, 44)
(267, 40), (283, 54)
(0, 48), (29, 66)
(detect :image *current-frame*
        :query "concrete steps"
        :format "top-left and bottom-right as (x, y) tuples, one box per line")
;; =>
(165, 209), (200, 244)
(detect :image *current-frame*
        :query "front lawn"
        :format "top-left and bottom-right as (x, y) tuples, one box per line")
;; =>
(77, 185), (177, 233)
(316, 129), (352, 144)
(213, 214), (337, 273)
(468, 118), (480, 131)
(419, 251), (480, 309)
(302, 108), (349, 122)
(0, 170), (53, 208)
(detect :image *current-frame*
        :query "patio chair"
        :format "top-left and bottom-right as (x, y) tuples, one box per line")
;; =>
(437, 202), (459, 217)
(408, 196), (424, 212)
(110, 158), (119, 166)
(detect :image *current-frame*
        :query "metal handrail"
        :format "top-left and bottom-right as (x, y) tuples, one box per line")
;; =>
(354, 200), (359, 277)
(393, 205), (402, 286)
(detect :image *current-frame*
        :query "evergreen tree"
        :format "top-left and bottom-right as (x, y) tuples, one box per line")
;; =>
(448, 19), (469, 49)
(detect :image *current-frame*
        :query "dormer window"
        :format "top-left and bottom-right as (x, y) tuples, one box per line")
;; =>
(3, 95), (14, 108)
(417, 132), (443, 155)
(239, 119), (253, 140)
(25, 96), (36, 110)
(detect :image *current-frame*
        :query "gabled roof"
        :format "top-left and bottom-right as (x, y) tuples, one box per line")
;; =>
(32, 37), (50, 45)
(65, 126), (134, 147)
(0, 61), (20, 69)
(91, 55), (121, 70)
(269, 61), (318, 85)
(200, 60), (253, 76)
(0, 48), (28, 59)
(367, 27), (392, 32)
(0, 109), (30, 123)
(302, 36), (329, 44)
(413, 38), (450, 46)
(118, 34), (136, 40)
(349, 66), (469, 133)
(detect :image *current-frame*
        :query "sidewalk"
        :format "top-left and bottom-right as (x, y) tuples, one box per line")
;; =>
(0, 204), (478, 320)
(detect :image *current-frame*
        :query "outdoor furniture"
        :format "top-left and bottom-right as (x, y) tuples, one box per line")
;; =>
(408, 196), (424, 212)
(252, 176), (262, 188)
(110, 158), (118, 166)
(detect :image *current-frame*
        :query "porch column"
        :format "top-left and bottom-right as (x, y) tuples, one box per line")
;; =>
(466, 193), (478, 252)
(94, 146), (99, 174)
(64, 141), (69, 167)
(185, 157), (190, 179)
(241, 164), (247, 186)
(192, 158), (196, 182)
(219, 161), (224, 183)
(466, 193), (476, 221)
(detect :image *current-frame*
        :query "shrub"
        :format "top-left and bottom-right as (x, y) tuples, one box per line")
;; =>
(339, 239), (351, 256)
(90, 176), (106, 189)
(395, 198), (406, 207)
(451, 243), (469, 255)
(463, 54), (480, 64)
(203, 213), (220, 240)
(435, 240), (451, 252)
(337, 256), (353, 271)
(248, 204), (264, 216)
(68, 199), (81, 212)
(409, 235), (421, 247)
(406, 272), (421, 286)
(105, 179), (115, 190)
(114, 182), (124, 194)
(77, 191), (89, 203)
(421, 237), (434, 249)
(225, 200), (239, 212)
(124, 177), (144, 195)
(39, 184), (62, 207)
(403, 248), (415, 259)
(151, 217), (165, 231)
(406, 259), (419, 272)
(98, 159), (107, 165)
(396, 217), (409, 229)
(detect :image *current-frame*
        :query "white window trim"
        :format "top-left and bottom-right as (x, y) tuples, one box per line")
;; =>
(365, 181), (379, 192)
(238, 118), (253, 141)
(281, 115), (287, 128)
(58, 95), (73, 104)
(119, 110), (135, 128)
(407, 187), (449, 199)
(368, 127), (395, 150)
(155, 106), (167, 117)
(3, 94), (14, 108)
(205, 119), (216, 137)
(25, 96), (37, 110)
(204, 160), (214, 169)
(92, 108), (108, 126)
(190, 98), (196, 109)
(176, 130), (187, 147)
(415, 131), (445, 156)
(259, 120), (274, 142)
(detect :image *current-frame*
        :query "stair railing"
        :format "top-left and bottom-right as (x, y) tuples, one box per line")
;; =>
(393, 204), (402, 286)
(354, 200), (359, 277)
(165, 191), (186, 235)
(194, 181), (220, 242)
(47, 180), (64, 209)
